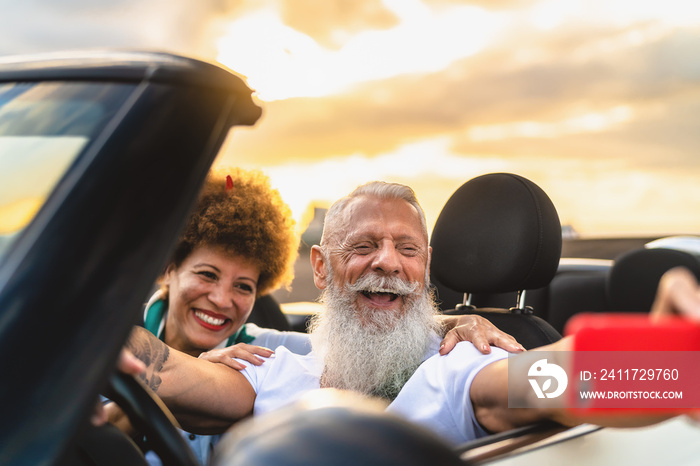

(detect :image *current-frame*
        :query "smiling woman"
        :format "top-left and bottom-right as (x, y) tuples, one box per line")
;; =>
(144, 168), (302, 357)
(159, 244), (261, 355)
(117, 168), (309, 466)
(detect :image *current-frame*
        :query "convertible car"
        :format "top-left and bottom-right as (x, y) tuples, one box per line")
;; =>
(1, 51), (699, 465)
(0, 50), (262, 465)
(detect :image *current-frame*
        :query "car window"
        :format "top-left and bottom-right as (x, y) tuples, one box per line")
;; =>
(0, 81), (135, 260)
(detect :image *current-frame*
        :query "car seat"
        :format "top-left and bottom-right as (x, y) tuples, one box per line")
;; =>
(546, 265), (610, 334)
(606, 246), (700, 313)
(246, 294), (292, 331)
(430, 173), (562, 349)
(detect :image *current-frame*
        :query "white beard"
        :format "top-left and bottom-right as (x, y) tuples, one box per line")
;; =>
(309, 273), (441, 401)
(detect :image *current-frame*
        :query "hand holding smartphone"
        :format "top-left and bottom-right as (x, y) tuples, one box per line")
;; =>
(563, 313), (700, 415)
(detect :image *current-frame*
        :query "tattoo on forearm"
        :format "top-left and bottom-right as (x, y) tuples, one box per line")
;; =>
(127, 327), (169, 393)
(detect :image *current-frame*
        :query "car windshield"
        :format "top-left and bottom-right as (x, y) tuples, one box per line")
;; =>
(0, 81), (135, 260)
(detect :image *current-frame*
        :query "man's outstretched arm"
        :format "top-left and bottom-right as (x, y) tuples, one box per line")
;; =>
(126, 326), (256, 434)
(469, 338), (576, 433)
(471, 337), (682, 433)
(471, 268), (700, 433)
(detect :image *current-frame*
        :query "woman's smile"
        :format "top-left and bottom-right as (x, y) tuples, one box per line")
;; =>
(192, 308), (231, 331)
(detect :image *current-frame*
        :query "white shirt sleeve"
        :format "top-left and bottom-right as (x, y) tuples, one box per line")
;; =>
(237, 348), (322, 416)
(245, 323), (312, 354)
(387, 342), (509, 446)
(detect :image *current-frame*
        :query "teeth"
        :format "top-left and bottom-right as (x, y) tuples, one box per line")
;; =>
(367, 286), (396, 294)
(195, 311), (226, 326)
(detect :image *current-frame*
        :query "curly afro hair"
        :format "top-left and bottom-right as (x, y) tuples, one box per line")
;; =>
(166, 168), (298, 297)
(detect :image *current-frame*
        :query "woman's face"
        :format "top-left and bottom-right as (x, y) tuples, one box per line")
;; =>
(162, 244), (260, 356)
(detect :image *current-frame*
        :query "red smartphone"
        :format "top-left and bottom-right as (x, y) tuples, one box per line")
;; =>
(565, 312), (700, 351)
(563, 313), (700, 415)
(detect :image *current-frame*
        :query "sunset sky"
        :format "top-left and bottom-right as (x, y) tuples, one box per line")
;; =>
(2, 0), (700, 237)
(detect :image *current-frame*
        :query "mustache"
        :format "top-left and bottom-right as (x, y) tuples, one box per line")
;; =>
(345, 274), (419, 296)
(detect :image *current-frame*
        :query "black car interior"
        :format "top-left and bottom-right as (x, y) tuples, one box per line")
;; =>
(214, 396), (466, 466)
(606, 246), (700, 313)
(429, 172), (563, 349)
(428, 173), (700, 338)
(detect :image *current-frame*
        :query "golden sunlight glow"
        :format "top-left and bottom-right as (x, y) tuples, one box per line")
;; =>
(213, 0), (700, 239)
(238, 137), (509, 228)
(0, 197), (41, 234)
(216, 8), (327, 100)
(216, 0), (700, 102)
(468, 106), (633, 141)
(246, 143), (700, 238)
(216, 1), (503, 101)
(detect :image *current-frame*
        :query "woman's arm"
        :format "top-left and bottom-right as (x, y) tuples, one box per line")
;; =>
(126, 326), (256, 434)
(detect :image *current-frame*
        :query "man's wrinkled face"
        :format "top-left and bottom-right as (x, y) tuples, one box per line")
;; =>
(314, 195), (430, 325)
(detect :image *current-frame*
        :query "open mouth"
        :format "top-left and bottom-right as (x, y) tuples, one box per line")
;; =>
(360, 290), (399, 303)
(193, 309), (231, 330)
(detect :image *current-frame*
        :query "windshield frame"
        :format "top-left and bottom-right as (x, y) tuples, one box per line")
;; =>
(0, 80), (140, 260)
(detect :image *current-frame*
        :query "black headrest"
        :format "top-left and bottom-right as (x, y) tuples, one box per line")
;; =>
(431, 173), (562, 294)
(607, 247), (700, 312)
(214, 394), (464, 466)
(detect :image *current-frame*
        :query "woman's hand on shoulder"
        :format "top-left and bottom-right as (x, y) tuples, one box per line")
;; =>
(439, 314), (525, 355)
(198, 343), (274, 370)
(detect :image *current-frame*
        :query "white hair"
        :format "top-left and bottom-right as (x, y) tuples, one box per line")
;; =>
(320, 181), (428, 249)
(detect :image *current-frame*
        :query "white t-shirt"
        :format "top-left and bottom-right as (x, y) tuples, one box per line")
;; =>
(245, 323), (312, 355)
(238, 341), (508, 445)
(387, 342), (508, 445)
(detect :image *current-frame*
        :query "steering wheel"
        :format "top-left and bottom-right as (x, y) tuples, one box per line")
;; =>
(106, 372), (200, 466)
